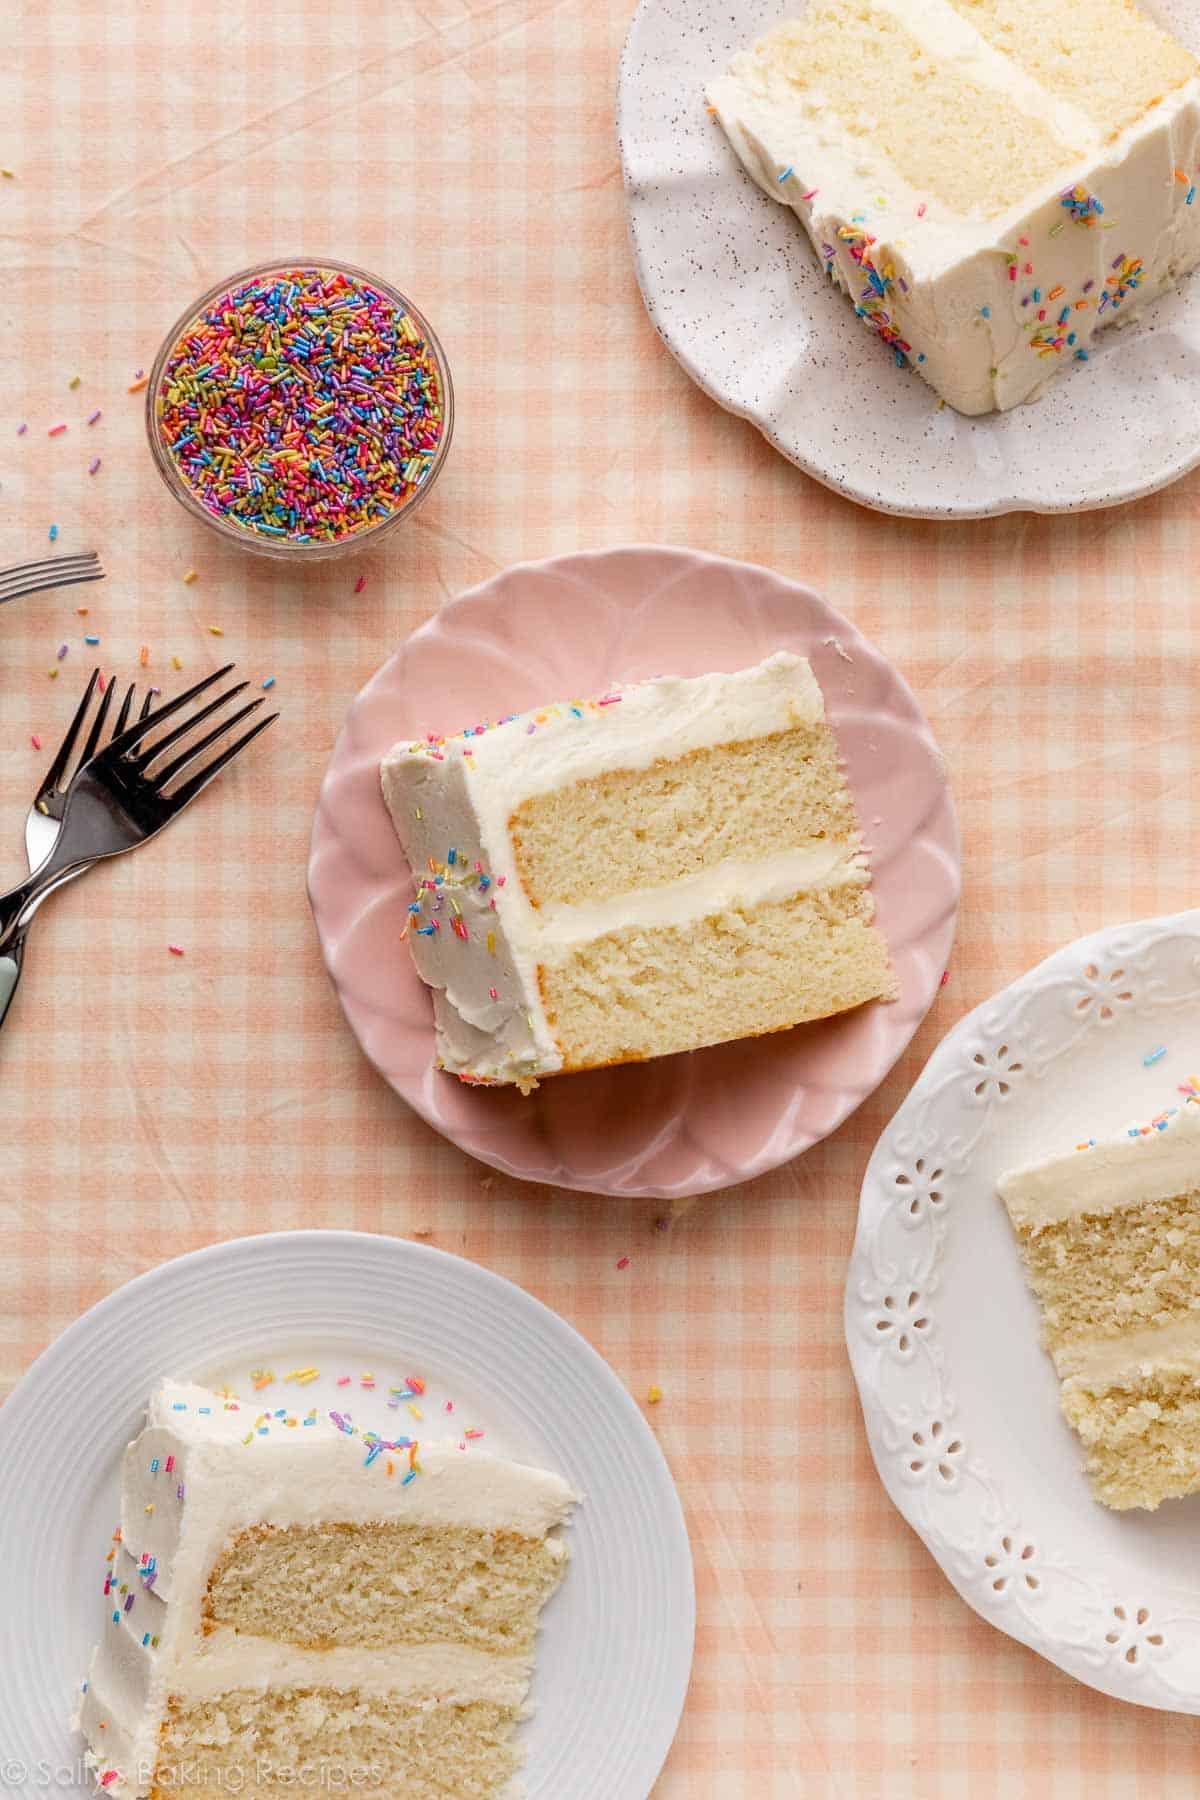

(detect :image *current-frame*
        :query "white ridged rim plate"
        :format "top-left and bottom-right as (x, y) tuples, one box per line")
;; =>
(618, 0), (1200, 518)
(0, 1231), (694, 1796)
(846, 910), (1200, 1709)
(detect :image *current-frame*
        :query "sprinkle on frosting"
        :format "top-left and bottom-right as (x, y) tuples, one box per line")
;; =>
(402, 847), (500, 948)
(1061, 185), (1104, 225)
(838, 223), (913, 364)
(406, 689), (626, 763)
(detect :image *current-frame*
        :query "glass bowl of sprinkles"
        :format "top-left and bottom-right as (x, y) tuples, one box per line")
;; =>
(146, 260), (453, 559)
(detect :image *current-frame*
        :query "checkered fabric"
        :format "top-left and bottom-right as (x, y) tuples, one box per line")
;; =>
(3, 0), (1200, 1794)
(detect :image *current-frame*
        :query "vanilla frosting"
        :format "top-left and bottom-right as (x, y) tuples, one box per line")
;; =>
(79, 1381), (576, 1797)
(1056, 1312), (1200, 1384)
(999, 1100), (1200, 1231)
(380, 652), (860, 1085)
(707, 0), (1200, 412)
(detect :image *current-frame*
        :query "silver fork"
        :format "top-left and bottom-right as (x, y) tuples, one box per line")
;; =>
(0, 550), (105, 605)
(0, 665), (277, 1032)
(25, 668), (155, 869)
(1, 671), (157, 1027)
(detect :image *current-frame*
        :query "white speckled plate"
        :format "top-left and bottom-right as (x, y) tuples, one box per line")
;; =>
(618, 0), (1200, 517)
(847, 910), (1200, 1708)
(0, 1232), (694, 1797)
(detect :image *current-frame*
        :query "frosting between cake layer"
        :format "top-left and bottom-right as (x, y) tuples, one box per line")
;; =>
(165, 1630), (535, 1705)
(533, 841), (866, 946)
(380, 652), (859, 1082)
(999, 1102), (1200, 1229)
(1056, 1312), (1200, 1384)
(707, 0), (1200, 412)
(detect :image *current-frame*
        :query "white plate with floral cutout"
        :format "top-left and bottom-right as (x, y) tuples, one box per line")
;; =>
(845, 910), (1200, 1709)
(618, 0), (1200, 518)
(0, 1231), (694, 1798)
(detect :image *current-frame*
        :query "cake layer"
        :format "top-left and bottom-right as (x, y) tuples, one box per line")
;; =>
(153, 1689), (523, 1799)
(738, 3), (1075, 216)
(999, 1104), (1200, 1229)
(540, 883), (895, 1072)
(1013, 1187), (1200, 1357)
(205, 1520), (566, 1652)
(509, 726), (857, 907)
(1061, 1367), (1200, 1510)
(958, 0), (1197, 134)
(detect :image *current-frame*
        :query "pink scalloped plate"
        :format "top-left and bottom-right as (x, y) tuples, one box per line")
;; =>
(307, 546), (961, 1197)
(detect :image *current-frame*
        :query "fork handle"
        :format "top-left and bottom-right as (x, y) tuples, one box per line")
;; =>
(0, 851), (88, 951)
(0, 934), (24, 1034)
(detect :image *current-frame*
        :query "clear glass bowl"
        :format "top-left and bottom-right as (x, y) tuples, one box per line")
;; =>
(145, 259), (454, 562)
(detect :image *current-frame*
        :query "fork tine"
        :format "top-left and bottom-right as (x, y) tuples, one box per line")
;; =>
(41, 668), (100, 795)
(151, 698), (265, 789)
(113, 683), (137, 737)
(0, 568), (106, 605)
(0, 550), (99, 579)
(139, 691), (154, 721)
(167, 712), (279, 808)
(136, 681), (250, 767)
(105, 663), (236, 757)
(0, 551), (100, 578)
(78, 675), (117, 767)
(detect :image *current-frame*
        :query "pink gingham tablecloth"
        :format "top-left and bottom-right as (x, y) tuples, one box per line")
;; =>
(3, 0), (1200, 1793)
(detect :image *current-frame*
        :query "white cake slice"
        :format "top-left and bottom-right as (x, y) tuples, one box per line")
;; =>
(78, 1381), (576, 1797)
(707, 0), (1200, 413)
(999, 1098), (1200, 1510)
(380, 652), (895, 1089)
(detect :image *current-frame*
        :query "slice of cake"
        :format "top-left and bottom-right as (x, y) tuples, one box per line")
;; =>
(707, 0), (1200, 413)
(380, 651), (896, 1088)
(999, 1099), (1200, 1510)
(78, 1381), (576, 1796)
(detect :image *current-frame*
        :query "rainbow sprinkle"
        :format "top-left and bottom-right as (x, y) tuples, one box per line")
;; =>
(403, 848), (499, 945)
(1060, 185), (1104, 226)
(154, 265), (446, 545)
(837, 224), (913, 365)
(1104, 254), (1144, 311)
